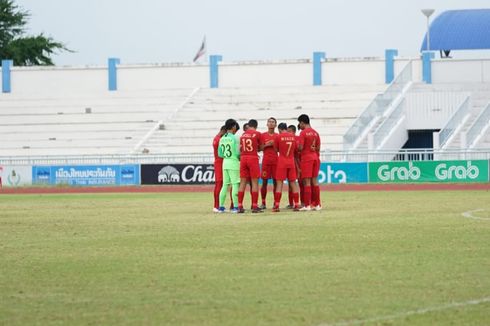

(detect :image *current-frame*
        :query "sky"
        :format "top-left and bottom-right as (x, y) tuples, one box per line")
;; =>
(14, 0), (490, 66)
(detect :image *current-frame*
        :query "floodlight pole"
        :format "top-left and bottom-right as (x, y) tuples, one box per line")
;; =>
(421, 9), (435, 51)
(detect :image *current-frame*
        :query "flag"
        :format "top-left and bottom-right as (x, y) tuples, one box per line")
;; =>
(193, 36), (206, 63)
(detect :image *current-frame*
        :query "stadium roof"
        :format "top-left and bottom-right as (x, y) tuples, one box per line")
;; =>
(421, 9), (490, 52)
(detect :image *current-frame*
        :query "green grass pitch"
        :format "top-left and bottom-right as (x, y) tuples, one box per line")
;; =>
(1, 190), (489, 325)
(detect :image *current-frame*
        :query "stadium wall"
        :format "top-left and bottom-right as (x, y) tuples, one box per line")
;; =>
(3, 57), (490, 94)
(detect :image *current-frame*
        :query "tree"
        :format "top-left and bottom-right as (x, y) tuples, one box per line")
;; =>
(0, 0), (70, 66)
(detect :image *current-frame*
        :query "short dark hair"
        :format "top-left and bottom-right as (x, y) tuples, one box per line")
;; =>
(220, 125), (226, 132)
(248, 119), (258, 129)
(268, 117), (277, 123)
(298, 114), (310, 124)
(225, 119), (238, 130)
(288, 125), (296, 133)
(243, 123), (249, 131)
(278, 122), (288, 131)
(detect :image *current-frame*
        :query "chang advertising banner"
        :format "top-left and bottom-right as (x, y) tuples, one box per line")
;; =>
(318, 162), (368, 184)
(141, 164), (215, 185)
(369, 160), (489, 183)
(0, 165), (32, 187)
(32, 165), (140, 186)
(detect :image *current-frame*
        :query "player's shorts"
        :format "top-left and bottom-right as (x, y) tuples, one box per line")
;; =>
(214, 160), (223, 182)
(240, 156), (260, 179)
(223, 169), (240, 185)
(261, 162), (277, 180)
(276, 165), (297, 181)
(300, 159), (320, 179)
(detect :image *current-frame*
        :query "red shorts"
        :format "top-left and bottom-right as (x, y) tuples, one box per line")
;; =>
(276, 164), (297, 181)
(214, 160), (223, 182)
(240, 156), (260, 179)
(261, 162), (277, 180)
(300, 159), (320, 179)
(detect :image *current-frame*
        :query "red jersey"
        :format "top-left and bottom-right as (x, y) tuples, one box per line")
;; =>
(260, 131), (278, 164)
(274, 133), (297, 167)
(213, 134), (223, 162)
(240, 130), (261, 157)
(298, 127), (321, 162)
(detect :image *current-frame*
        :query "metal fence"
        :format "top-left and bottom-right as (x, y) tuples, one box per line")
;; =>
(1, 148), (489, 166)
(343, 61), (412, 149)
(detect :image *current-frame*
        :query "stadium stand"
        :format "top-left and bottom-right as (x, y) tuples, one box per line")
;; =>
(136, 84), (387, 154)
(0, 88), (196, 156)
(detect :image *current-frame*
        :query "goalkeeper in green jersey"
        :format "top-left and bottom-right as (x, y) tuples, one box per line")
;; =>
(218, 119), (241, 213)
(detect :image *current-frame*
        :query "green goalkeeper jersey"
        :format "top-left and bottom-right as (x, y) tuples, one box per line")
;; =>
(218, 132), (240, 170)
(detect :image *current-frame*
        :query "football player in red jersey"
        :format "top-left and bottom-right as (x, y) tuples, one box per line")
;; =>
(259, 117), (278, 209)
(237, 119), (263, 213)
(212, 125), (227, 212)
(287, 124), (304, 208)
(272, 123), (301, 212)
(297, 114), (322, 211)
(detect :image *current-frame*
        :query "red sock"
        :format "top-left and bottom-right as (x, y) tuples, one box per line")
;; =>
(238, 191), (245, 208)
(214, 181), (223, 208)
(261, 182), (267, 205)
(251, 191), (259, 209)
(311, 186), (318, 207)
(274, 192), (282, 207)
(293, 192), (299, 207)
(304, 186), (312, 207)
(299, 183), (305, 205)
(313, 185), (321, 207)
(288, 188), (293, 206)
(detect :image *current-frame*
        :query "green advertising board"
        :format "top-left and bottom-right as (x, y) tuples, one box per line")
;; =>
(369, 160), (489, 183)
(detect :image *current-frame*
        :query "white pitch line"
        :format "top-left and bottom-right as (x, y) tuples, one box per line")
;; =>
(319, 296), (490, 326)
(462, 209), (490, 221)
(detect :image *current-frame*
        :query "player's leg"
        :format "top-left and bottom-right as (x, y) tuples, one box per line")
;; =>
(214, 180), (222, 212)
(237, 177), (248, 213)
(260, 164), (270, 209)
(219, 170), (231, 212)
(287, 182), (294, 209)
(300, 160), (313, 211)
(273, 166), (286, 212)
(311, 159), (322, 210)
(273, 180), (283, 212)
(250, 158), (262, 212)
(238, 159), (249, 213)
(213, 161), (223, 212)
(230, 169), (240, 213)
(287, 167), (301, 211)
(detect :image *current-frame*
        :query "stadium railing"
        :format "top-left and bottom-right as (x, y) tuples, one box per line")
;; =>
(343, 61), (412, 150)
(1, 148), (490, 166)
(466, 102), (490, 148)
(437, 96), (471, 149)
(371, 98), (406, 149)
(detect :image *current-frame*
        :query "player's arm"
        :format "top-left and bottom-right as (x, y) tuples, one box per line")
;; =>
(273, 136), (279, 152)
(234, 135), (241, 160)
(218, 140), (224, 158)
(297, 132), (305, 151)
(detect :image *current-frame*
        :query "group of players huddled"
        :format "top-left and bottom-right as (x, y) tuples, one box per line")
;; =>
(212, 114), (322, 213)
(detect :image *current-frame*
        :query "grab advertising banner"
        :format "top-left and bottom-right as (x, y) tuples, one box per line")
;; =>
(0, 165), (32, 187)
(32, 165), (140, 186)
(369, 160), (489, 183)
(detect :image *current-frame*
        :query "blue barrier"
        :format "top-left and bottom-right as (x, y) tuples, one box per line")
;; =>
(32, 165), (140, 186)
